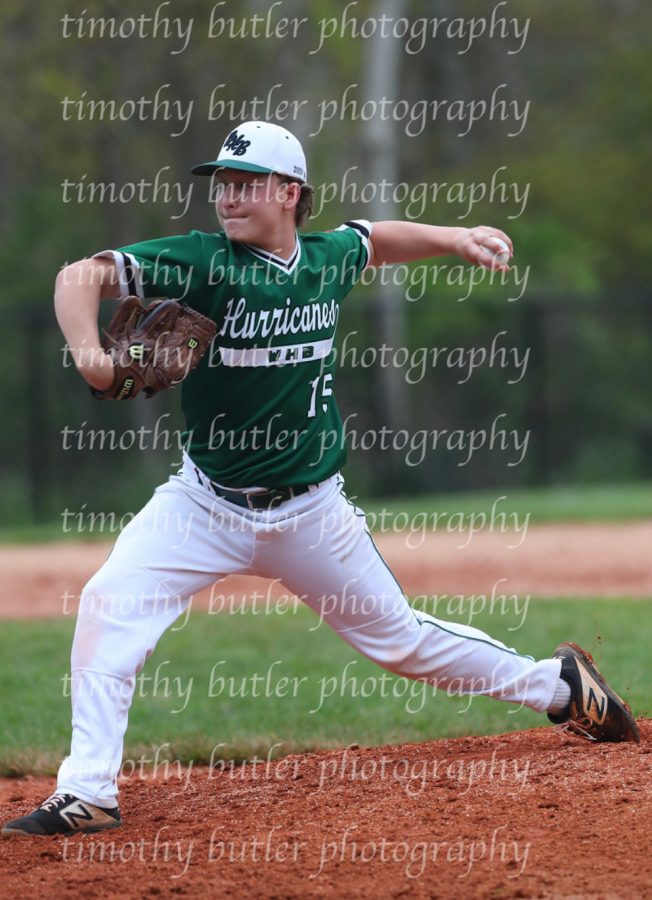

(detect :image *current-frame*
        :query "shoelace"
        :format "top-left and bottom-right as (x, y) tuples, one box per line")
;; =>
(40, 792), (72, 813)
(557, 717), (598, 742)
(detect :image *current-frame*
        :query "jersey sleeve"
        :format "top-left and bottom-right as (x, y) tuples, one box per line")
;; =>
(92, 230), (207, 307)
(328, 219), (373, 292)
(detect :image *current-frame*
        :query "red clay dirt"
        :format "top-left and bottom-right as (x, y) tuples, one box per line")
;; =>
(1, 723), (651, 898)
(2, 521), (652, 619)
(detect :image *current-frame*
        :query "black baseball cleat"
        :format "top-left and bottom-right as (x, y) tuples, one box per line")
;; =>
(548, 642), (640, 743)
(1, 792), (122, 837)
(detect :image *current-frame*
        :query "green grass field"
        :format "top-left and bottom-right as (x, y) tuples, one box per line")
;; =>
(2, 481), (651, 543)
(364, 482), (652, 523)
(0, 599), (649, 777)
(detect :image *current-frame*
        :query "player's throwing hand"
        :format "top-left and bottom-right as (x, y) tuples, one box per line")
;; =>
(455, 225), (513, 271)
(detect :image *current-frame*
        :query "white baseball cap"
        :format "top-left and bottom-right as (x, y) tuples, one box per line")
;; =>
(191, 121), (307, 182)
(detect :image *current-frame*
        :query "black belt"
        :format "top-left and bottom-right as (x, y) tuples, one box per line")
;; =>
(209, 482), (312, 511)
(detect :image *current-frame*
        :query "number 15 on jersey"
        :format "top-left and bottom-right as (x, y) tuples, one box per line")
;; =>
(308, 373), (333, 418)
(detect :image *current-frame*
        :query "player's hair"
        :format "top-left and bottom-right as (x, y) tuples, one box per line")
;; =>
(278, 177), (314, 228)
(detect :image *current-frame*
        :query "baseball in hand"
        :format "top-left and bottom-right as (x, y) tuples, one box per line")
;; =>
(490, 238), (511, 265)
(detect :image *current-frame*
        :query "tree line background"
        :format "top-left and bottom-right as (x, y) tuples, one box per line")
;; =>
(1, 0), (650, 524)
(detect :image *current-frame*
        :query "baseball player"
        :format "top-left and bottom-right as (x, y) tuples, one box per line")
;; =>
(3, 122), (638, 837)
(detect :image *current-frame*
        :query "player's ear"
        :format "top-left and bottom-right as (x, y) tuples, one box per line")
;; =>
(277, 177), (300, 210)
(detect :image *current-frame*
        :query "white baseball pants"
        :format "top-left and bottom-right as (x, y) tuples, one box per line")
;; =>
(56, 454), (561, 807)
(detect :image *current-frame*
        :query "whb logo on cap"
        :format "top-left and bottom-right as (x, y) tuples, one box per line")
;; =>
(223, 130), (251, 157)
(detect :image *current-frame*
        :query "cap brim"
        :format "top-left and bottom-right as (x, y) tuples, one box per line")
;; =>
(190, 160), (275, 176)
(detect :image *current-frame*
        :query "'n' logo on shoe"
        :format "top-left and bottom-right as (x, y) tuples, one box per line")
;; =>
(61, 801), (94, 829)
(579, 668), (608, 724)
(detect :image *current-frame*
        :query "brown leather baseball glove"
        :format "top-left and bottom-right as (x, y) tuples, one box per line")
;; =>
(92, 297), (216, 400)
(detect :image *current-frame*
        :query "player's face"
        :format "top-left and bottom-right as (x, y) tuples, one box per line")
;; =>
(213, 171), (297, 246)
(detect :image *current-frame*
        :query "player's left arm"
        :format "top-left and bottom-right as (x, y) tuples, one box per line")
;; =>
(366, 221), (513, 272)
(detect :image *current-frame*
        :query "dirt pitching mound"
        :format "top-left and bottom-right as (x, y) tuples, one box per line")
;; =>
(2, 722), (650, 898)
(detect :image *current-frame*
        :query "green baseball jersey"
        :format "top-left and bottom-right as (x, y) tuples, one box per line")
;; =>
(94, 221), (371, 487)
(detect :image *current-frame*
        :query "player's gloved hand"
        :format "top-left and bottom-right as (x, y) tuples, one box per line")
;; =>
(454, 226), (513, 272)
(91, 296), (216, 400)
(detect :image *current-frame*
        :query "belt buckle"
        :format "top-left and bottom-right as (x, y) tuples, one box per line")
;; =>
(246, 492), (263, 511)
(245, 490), (277, 511)
(245, 488), (292, 511)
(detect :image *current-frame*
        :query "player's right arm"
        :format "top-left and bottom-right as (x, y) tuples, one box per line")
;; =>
(54, 258), (119, 392)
